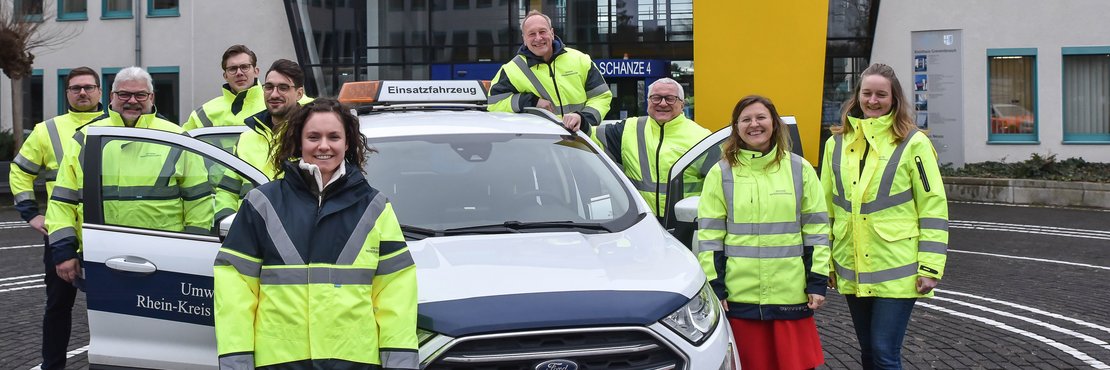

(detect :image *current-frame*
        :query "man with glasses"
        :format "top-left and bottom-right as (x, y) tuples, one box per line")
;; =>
(46, 66), (213, 298)
(214, 59), (310, 220)
(182, 44), (265, 135)
(488, 10), (612, 133)
(591, 78), (709, 220)
(9, 66), (103, 370)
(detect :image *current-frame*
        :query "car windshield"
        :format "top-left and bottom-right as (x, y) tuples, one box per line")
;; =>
(364, 133), (636, 234)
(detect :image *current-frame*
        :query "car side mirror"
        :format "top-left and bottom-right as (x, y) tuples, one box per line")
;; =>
(674, 196), (700, 223)
(219, 214), (237, 241)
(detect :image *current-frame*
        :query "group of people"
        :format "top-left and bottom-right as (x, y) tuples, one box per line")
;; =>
(11, 8), (948, 370)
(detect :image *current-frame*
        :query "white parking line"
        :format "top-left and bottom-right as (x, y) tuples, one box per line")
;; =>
(931, 296), (1110, 351)
(949, 249), (1110, 271)
(950, 200), (1110, 212)
(0, 273), (45, 282)
(938, 289), (1110, 335)
(0, 284), (44, 293)
(0, 244), (42, 251)
(29, 345), (89, 370)
(0, 279), (41, 288)
(918, 302), (1110, 369)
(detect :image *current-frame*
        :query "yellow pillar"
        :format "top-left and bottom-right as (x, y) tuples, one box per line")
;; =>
(694, 1), (829, 164)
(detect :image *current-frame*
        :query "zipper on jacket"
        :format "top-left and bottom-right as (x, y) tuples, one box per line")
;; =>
(915, 156), (931, 192)
(548, 62), (564, 116)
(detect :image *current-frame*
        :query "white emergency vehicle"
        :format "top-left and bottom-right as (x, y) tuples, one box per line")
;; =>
(77, 80), (745, 369)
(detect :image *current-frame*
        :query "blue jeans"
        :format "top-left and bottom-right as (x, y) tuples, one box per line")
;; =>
(843, 295), (917, 370)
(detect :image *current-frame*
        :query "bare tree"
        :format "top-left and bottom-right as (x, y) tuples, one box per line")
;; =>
(0, 0), (80, 156)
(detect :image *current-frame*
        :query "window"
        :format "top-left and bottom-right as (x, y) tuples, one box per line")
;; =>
(57, 69), (71, 115)
(100, 67), (122, 107)
(14, 0), (44, 22)
(453, 0), (468, 10)
(147, 0), (178, 17)
(58, 0), (88, 21)
(102, 0), (132, 19)
(1062, 47), (1110, 143)
(149, 66), (180, 123)
(21, 70), (45, 132)
(987, 49), (1038, 143)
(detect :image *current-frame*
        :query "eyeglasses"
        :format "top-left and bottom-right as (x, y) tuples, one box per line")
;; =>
(66, 85), (99, 94)
(263, 83), (299, 93)
(649, 95), (680, 105)
(225, 63), (254, 74)
(114, 91), (151, 102)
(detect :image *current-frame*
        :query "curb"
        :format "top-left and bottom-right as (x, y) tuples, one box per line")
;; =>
(943, 176), (1110, 210)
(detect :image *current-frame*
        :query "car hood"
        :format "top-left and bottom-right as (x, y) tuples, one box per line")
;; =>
(410, 217), (705, 337)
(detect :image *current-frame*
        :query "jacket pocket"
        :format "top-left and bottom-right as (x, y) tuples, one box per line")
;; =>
(872, 218), (919, 242)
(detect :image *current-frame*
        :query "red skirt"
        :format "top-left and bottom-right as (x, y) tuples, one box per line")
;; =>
(728, 316), (824, 370)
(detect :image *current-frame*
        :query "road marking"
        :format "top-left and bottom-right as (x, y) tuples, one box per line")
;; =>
(30, 345), (89, 370)
(0, 279), (41, 288)
(0, 244), (42, 251)
(0, 273), (45, 282)
(949, 249), (1110, 271)
(939, 289), (1110, 336)
(0, 284), (44, 293)
(918, 302), (1110, 369)
(951, 220), (1110, 241)
(950, 200), (1110, 213)
(931, 296), (1110, 351)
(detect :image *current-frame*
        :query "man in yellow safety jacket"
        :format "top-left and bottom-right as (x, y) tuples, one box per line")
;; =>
(487, 10), (612, 133)
(591, 78), (709, 220)
(9, 67), (103, 370)
(182, 45), (265, 138)
(46, 66), (213, 286)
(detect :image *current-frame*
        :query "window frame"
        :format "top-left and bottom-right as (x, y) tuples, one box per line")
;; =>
(100, 67), (123, 107)
(57, 0), (89, 21)
(146, 0), (179, 17)
(148, 66), (180, 123)
(57, 68), (72, 115)
(1061, 46), (1110, 144)
(101, 0), (133, 19)
(986, 48), (1039, 144)
(14, 0), (45, 22)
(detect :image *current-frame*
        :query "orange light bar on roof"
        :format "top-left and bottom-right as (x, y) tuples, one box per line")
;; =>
(338, 81), (382, 105)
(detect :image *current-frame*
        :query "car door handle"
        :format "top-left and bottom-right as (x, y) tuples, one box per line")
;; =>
(105, 256), (157, 274)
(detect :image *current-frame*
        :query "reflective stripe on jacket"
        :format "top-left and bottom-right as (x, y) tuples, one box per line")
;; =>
(487, 39), (612, 131)
(592, 114), (710, 216)
(182, 83), (266, 132)
(697, 149), (830, 320)
(9, 108), (102, 222)
(45, 110), (213, 265)
(214, 161), (418, 369)
(820, 113), (949, 298)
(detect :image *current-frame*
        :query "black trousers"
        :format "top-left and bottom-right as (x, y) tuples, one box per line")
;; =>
(42, 236), (77, 370)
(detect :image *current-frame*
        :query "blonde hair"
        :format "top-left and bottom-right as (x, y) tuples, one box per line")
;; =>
(832, 63), (918, 142)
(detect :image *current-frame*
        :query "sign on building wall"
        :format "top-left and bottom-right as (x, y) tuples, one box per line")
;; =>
(911, 30), (964, 167)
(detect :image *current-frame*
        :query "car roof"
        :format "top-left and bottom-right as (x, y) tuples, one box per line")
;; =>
(359, 109), (571, 139)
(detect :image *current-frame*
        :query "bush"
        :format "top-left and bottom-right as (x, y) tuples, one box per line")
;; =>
(941, 153), (1110, 183)
(0, 130), (14, 161)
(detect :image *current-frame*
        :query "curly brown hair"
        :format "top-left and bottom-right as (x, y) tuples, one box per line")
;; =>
(270, 97), (373, 178)
(723, 95), (791, 168)
(832, 63), (918, 142)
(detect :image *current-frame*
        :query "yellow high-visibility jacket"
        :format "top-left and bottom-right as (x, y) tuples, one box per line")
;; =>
(592, 114), (710, 216)
(9, 107), (103, 222)
(487, 38), (612, 132)
(698, 149), (830, 320)
(182, 83), (265, 131)
(214, 161), (418, 370)
(821, 113), (949, 298)
(45, 110), (213, 265)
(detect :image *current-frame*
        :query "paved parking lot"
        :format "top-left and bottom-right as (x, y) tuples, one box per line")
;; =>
(1, 201), (1108, 369)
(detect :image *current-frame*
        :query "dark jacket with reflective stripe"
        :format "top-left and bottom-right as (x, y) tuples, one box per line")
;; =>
(487, 37), (612, 132)
(820, 113), (949, 298)
(214, 161), (418, 370)
(10, 107), (103, 222)
(697, 149), (830, 320)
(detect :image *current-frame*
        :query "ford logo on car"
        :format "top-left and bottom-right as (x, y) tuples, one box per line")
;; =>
(534, 359), (579, 370)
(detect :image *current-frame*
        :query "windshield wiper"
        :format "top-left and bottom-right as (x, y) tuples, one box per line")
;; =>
(442, 220), (610, 235)
(400, 224), (441, 240)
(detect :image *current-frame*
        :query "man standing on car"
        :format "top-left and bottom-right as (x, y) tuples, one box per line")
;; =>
(487, 10), (612, 133)
(591, 78), (710, 220)
(9, 67), (103, 370)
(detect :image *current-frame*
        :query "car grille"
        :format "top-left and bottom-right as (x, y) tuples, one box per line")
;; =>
(424, 327), (686, 370)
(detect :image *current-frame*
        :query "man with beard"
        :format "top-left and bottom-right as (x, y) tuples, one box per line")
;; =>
(214, 59), (309, 220)
(591, 78), (709, 220)
(9, 67), (103, 370)
(487, 10), (611, 133)
(47, 66), (213, 291)
(182, 45), (265, 135)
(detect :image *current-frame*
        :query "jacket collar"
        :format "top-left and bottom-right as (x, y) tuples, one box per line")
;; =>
(736, 146), (780, 172)
(66, 104), (105, 120)
(848, 112), (897, 146)
(282, 160), (364, 196)
(245, 109), (276, 136)
(650, 113), (689, 128)
(517, 36), (567, 67)
(92, 108), (164, 128)
(222, 80), (261, 115)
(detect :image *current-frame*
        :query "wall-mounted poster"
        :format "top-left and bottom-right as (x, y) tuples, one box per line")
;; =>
(911, 30), (964, 167)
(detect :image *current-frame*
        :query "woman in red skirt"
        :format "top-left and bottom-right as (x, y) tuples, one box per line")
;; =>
(697, 95), (830, 370)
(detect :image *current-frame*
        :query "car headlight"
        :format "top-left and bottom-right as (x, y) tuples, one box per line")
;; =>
(660, 283), (720, 345)
(417, 328), (436, 345)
